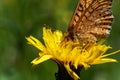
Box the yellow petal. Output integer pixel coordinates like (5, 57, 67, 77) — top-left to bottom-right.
(91, 58, 117, 65)
(26, 36, 45, 51)
(102, 50, 120, 58)
(81, 62, 90, 70)
(64, 63, 80, 80)
(31, 55, 52, 65)
(43, 27, 60, 52)
(53, 30, 63, 43)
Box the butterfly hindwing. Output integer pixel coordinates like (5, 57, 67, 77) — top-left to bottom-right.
(66, 0, 113, 43)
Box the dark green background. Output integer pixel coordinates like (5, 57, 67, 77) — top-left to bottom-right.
(0, 0, 120, 80)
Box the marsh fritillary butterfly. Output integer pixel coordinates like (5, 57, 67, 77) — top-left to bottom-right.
(64, 0, 113, 44)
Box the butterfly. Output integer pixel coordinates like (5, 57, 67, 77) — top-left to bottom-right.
(64, 0, 114, 44)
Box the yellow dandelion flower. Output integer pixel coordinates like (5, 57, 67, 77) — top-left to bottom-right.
(26, 27, 120, 80)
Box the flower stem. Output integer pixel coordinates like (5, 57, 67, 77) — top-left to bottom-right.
(55, 63, 82, 80)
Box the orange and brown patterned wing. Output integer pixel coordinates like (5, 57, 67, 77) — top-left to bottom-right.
(65, 0, 113, 43)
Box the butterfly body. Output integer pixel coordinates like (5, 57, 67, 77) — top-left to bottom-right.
(64, 0, 113, 44)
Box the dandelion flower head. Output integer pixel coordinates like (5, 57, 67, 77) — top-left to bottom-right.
(26, 27, 119, 80)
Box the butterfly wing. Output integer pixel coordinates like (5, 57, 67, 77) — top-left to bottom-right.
(65, 0, 113, 43)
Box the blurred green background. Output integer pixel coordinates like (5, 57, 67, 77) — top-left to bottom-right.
(0, 0, 120, 80)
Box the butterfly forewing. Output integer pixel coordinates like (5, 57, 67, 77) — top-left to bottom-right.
(65, 0, 113, 43)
